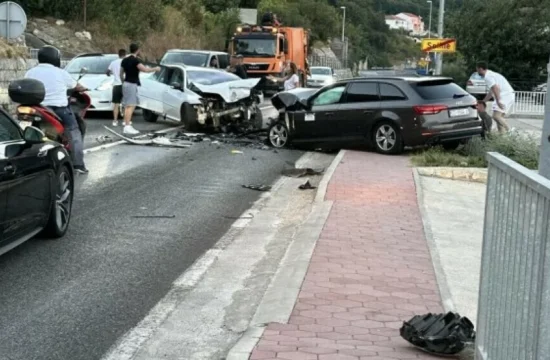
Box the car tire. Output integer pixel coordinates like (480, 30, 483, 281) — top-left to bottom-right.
(42, 165, 73, 238)
(142, 109, 158, 123)
(442, 140, 461, 150)
(372, 121, 403, 155)
(268, 122, 290, 148)
(181, 103, 199, 132)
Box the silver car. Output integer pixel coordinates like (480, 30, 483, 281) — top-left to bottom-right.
(466, 72, 487, 100)
(138, 65, 264, 131)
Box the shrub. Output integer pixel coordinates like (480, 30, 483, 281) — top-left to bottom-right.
(411, 132, 540, 170)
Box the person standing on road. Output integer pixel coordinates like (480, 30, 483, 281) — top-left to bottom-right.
(477, 62, 515, 133)
(107, 48, 126, 127)
(119, 43, 160, 135)
(227, 55, 248, 79)
(25, 45, 89, 174)
(268, 62, 300, 91)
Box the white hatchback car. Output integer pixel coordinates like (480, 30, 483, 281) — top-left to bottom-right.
(307, 66, 337, 88)
(65, 53, 120, 112)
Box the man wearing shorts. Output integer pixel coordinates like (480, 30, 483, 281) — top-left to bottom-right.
(119, 43, 160, 135)
(477, 62, 515, 133)
(107, 48, 126, 126)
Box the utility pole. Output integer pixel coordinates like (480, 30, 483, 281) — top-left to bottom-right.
(539, 56, 550, 178)
(427, 0, 432, 37)
(435, 0, 445, 75)
(83, 0, 87, 29)
(341, 6, 346, 42)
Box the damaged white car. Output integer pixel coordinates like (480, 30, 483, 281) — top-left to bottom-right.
(138, 64, 264, 131)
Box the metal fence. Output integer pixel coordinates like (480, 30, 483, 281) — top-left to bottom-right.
(308, 54, 348, 70)
(475, 152, 550, 360)
(511, 91, 546, 117)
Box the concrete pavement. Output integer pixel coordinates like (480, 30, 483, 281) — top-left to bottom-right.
(0, 116, 316, 360)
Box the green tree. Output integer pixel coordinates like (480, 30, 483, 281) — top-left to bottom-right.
(202, 0, 240, 13)
(448, 0, 550, 83)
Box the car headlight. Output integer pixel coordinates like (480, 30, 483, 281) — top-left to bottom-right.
(96, 79, 113, 91)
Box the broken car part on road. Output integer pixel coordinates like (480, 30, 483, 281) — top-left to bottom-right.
(281, 167, 324, 178)
(241, 184, 272, 192)
(400, 312, 475, 355)
(103, 126, 194, 148)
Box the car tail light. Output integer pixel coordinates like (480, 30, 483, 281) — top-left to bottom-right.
(413, 105, 448, 115)
(467, 80, 473, 86)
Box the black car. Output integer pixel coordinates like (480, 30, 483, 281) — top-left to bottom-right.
(268, 76, 483, 154)
(0, 110, 74, 256)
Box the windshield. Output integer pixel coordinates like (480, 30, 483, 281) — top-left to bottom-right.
(234, 37, 276, 57)
(470, 72, 484, 80)
(412, 80, 470, 100)
(161, 52, 209, 67)
(65, 55, 117, 74)
(187, 70, 240, 85)
(311, 68, 332, 75)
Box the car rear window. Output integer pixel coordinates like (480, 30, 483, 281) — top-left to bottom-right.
(412, 80, 469, 100)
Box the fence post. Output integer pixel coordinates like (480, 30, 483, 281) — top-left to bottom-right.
(539, 55, 550, 179)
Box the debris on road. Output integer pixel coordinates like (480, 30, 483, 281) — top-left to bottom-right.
(282, 167, 325, 178)
(242, 184, 272, 192)
(298, 180, 316, 190)
(103, 126, 193, 148)
(400, 312, 475, 355)
(231, 150, 244, 154)
(96, 135, 116, 144)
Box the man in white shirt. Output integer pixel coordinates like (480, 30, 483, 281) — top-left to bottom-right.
(477, 62, 515, 133)
(107, 49, 126, 126)
(25, 45, 89, 173)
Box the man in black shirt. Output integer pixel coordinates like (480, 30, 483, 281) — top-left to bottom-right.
(228, 55, 248, 79)
(119, 43, 160, 135)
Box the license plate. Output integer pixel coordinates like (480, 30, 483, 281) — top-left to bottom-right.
(449, 108, 470, 117)
(305, 113, 315, 121)
(19, 120, 32, 129)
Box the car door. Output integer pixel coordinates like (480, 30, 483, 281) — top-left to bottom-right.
(139, 66, 171, 115)
(338, 81, 381, 138)
(0, 112, 52, 246)
(292, 84, 346, 140)
(162, 67, 186, 121)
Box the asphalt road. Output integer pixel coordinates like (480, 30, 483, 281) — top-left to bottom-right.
(0, 107, 303, 360)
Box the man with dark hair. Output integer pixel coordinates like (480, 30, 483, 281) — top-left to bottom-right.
(476, 61, 515, 133)
(119, 43, 160, 135)
(107, 48, 126, 126)
(228, 55, 248, 79)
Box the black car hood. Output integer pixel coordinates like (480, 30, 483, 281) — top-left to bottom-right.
(271, 88, 318, 111)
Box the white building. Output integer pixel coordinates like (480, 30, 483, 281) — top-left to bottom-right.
(385, 15, 411, 32)
(395, 12, 425, 35)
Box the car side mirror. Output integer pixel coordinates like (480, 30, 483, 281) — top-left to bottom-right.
(80, 67, 88, 75)
(299, 98, 309, 109)
(171, 82, 183, 91)
(23, 126, 45, 144)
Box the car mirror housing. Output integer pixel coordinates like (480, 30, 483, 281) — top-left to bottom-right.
(299, 98, 309, 109)
(23, 126, 46, 144)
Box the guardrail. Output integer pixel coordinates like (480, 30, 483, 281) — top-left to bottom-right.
(511, 91, 546, 116)
(475, 152, 550, 360)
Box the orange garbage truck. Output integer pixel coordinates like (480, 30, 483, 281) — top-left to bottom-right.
(227, 24, 309, 93)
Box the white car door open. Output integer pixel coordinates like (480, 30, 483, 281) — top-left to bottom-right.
(162, 68, 187, 121)
(139, 68, 168, 115)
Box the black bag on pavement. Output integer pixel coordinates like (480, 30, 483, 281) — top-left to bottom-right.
(400, 312, 475, 355)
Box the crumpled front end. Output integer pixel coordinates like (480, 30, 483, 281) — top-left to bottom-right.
(271, 88, 318, 111)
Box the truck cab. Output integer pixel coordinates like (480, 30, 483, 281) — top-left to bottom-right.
(228, 24, 308, 93)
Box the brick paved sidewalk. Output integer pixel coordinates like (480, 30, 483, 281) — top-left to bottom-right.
(250, 151, 443, 360)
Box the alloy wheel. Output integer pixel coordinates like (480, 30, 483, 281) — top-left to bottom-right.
(375, 124, 397, 151)
(269, 124, 288, 148)
(55, 171, 72, 232)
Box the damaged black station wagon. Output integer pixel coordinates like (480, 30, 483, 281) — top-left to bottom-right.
(269, 76, 483, 154)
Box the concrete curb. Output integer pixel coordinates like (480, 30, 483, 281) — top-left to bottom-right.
(226, 150, 346, 360)
(416, 167, 488, 184)
(413, 169, 457, 313)
(315, 150, 346, 203)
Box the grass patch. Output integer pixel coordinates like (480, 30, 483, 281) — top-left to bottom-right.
(411, 132, 540, 169)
